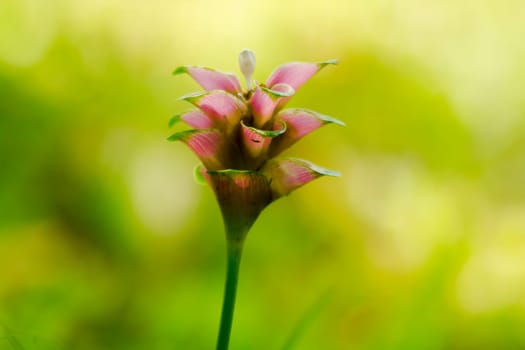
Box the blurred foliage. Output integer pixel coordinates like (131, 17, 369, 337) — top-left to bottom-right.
(1, 0, 525, 349)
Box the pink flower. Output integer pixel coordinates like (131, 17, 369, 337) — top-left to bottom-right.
(169, 50, 343, 238)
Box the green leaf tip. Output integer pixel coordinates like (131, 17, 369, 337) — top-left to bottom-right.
(173, 65, 219, 76)
(318, 113, 346, 126)
(168, 114, 181, 127)
(177, 91, 207, 102)
(166, 129, 199, 142)
(315, 167, 341, 177)
(172, 66, 188, 75)
(241, 120, 287, 138)
(288, 157, 342, 177)
(318, 59, 338, 67)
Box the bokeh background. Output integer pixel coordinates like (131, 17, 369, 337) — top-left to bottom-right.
(1, 0, 525, 349)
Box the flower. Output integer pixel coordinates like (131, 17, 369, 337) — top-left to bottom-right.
(169, 50, 344, 240)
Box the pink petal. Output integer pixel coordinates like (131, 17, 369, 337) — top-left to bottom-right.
(265, 60, 337, 91)
(250, 83, 294, 128)
(177, 110, 214, 129)
(261, 158, 340, 199)
(167, 129, 227, 171)
(270, 108, 345, 157)
(179, 91, 247, 133)
(174, 66, 241, 94)
(240, 120, 286, 166)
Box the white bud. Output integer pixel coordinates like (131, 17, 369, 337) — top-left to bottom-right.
(238, 49, 256, 90)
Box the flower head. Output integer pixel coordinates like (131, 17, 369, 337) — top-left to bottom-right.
(170, 50, 344, 239)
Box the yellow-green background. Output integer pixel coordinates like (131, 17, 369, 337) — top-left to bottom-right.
(1, 0, 525, 349)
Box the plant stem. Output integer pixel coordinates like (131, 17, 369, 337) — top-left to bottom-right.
(216, 239, 244, 350)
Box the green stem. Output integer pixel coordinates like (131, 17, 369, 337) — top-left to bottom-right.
(216, 239, 244, 350)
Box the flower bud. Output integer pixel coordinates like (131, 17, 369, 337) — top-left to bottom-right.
(238, 49, 256, 89)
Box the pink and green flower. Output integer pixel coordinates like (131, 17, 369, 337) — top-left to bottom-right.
(169, 50, 343, 350)
(170, 50, 343, 236)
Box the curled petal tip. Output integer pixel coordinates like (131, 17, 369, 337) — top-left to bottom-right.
(240, 120, 287, 138)
(240, 120, 286, 162)
(260, 84, 295, 98)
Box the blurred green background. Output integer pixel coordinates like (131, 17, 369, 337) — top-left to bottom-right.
(1, 0, 525, 349)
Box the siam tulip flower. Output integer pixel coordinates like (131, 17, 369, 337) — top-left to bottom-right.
(169, 49, 343, 350)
